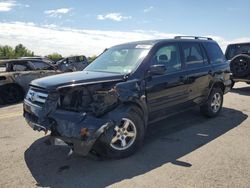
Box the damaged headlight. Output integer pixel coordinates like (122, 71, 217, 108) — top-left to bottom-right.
(58, 87, 92, 111)
(90, 89, 118, 116)
(58, 85, 119, 116)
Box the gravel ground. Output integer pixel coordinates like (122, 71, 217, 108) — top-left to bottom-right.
(0, 82, 249, 188)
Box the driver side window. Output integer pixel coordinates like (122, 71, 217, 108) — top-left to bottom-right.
(151, 44, 181, 73)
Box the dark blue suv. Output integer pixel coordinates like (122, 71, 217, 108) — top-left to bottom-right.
(23, 36, 231, 159)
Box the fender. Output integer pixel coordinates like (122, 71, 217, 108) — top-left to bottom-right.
(115, 79, 149, 126)
(206, 77, 225, 100)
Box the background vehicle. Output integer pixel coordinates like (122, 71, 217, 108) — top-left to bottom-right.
(24, 36, 231, 159)
(225, 42, 250, 88)
(20, 56, 55, 64)
(0, 59, 59, 104)
(56, 55, 88, 72)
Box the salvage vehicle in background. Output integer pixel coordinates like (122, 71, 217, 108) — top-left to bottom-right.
(23, 36, 231, 159)
(225, 42, 250, 88)
(56, 55, 88, 72)
(20, 56, 55, 64)
(0, 59, 59, 104)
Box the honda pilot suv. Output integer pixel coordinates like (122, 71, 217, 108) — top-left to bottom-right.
(23, 36, 231, 159)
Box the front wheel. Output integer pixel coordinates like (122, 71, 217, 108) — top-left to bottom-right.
(92, 106, 145, 159)
(200, 87, 223, 117)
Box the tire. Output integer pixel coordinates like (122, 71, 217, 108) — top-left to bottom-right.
(92, 106, 145, 159)
(230, 54, 250, 77)
(1, 84, 23, 104)
(200, 87, 223, 118)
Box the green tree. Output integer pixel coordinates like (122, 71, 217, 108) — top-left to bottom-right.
(0, 45, 15, 59)
(46, 53, 63, 61)
(87, 55, 97, 63)
(0, 44, 34, 59)
(14, 44, 34, 57)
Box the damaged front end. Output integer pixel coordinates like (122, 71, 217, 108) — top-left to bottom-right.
(23, 79, 146, 156)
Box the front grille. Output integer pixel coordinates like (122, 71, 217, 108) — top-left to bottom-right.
(26, 88, 48, 105)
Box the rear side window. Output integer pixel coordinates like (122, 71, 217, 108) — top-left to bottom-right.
(203, 43, 225, 64)
(182, 43, 204, 69)
(225, 43, 250, 60)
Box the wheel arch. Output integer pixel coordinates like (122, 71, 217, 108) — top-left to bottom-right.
(212, 81, 225, 92)
(206, 80, 225, 102)
(0, 83, 25, 99)
(121, 101, 148, 128)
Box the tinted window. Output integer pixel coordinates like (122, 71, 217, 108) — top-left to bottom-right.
(203, 43, 225, 64)
(6, 61, 30, 72)
(182, 43, 204, 68)
(151, 44, 181, 73)
(31, 61, 52, 70)
(225, 43, 250, 60)
(78, 56, 87, 62)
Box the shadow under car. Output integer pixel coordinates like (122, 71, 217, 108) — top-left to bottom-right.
(230, 86, 250, 96)
(24, 107, 247, 188)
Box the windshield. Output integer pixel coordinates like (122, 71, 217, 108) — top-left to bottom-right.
(85, 44, 151, 74)
(226, 43, 250, 60)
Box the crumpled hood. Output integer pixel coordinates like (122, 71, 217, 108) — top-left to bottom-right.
(30, 71, 125, 90)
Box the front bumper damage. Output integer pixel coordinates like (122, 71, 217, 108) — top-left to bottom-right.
(23, 79, 147, 156)
(23, 98, 117, 156)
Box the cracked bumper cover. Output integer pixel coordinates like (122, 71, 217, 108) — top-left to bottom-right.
(23, 99, 114, 156)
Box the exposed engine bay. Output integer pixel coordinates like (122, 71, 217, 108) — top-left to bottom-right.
(58, 84, 119, 116)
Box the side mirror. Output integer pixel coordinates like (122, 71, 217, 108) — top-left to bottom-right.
(149, 64, 166, 75)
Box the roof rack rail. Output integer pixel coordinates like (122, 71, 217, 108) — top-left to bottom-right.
(174, 36, 213, 40)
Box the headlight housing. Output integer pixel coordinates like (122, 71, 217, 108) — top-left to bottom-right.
(58, 85, 118, 116)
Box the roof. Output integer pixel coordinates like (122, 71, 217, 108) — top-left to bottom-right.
(227, 42, 250, 46)
(0, 58, 55, 67)
(0, 59, 29, 65)
(113, 37, 216, 48)
(20, 56, 43, 59)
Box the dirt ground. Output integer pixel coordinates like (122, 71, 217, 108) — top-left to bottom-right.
(0, 82, 249, 188)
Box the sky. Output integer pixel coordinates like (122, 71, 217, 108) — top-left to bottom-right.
(0, 0, 250, 56)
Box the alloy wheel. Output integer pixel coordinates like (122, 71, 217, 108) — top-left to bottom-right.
(211, 93, 222, 113)
(110, 118, 137, 151)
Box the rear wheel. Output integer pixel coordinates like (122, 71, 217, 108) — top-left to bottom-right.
(93, 106, 145, 159)
(200, 87, 223, 117)
(1, 84, 23, 104)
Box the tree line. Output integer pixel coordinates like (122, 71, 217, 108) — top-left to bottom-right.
(0, 44, 97, 62)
